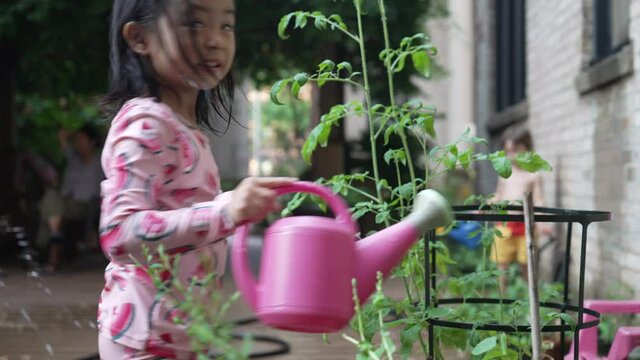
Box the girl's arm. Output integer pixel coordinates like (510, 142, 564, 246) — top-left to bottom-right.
(100, 114, 235, 264)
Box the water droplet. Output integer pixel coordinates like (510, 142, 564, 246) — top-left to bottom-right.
(43, 287, 52, 296)
(20, 308, 32, 324)
(0, 280, 5, 287)
(45, 343, 54, 356)
(74, 320, 82, 328)
(88, 321, 96, 329)
(20, 354, 31, 360)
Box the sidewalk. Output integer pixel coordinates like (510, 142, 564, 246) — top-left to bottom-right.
(0, 240, 456, 360)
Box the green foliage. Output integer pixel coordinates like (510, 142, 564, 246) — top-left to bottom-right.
(270, 0, 555, 358)
(1, 0, 111, 96)
(260, 94, 311, 177)
(15, 94, 104, 164)
(242, 0, 447, 97)
(138, 245, 252, 359)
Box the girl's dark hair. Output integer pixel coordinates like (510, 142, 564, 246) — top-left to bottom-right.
(501, 124, 533, 151)
(102, 0, 234, 135)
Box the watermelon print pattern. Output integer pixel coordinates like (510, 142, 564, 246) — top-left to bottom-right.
(176, 130, 199, 174)
(115, 153, 132, 191)
(97, 98, 233, 353)
(99, 224, 123, 256)
(135, 212, 176, 242)
(145, 175, 162, 207)
(139, 121, 163, 154)
(170, 188, 198, 205)
(110, 303, 136, 341)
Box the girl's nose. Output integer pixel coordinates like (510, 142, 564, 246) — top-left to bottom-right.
(205, 29, 223, 48)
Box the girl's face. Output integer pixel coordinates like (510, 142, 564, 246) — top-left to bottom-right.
(135, 0, 236, 92)
(504, 140, 527, 159)
(73, 131, 96, 157)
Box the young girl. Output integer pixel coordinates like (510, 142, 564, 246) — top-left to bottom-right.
(490, 126, 549, 291)
(98, 0, 295, 358)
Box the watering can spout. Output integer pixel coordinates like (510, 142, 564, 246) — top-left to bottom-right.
(354, 189, 453, 302)
(231, 182, 452, 333)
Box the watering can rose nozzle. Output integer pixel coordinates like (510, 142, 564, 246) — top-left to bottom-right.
(405, 189, 453, 234)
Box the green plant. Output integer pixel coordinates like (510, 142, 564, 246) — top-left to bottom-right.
(272, 0, 555, 359)
(138, 245, 252, 359)
(15, 94, 104, 165)
(260, 93, 311, 177)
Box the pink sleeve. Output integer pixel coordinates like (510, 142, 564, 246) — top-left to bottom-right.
(100, 113, 235, 264)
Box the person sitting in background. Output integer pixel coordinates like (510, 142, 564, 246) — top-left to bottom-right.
(46, 125, 104, 271)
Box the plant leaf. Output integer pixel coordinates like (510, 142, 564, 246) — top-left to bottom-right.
(384, 125, 396, 145)
(291, 73, 308, 99)
(301, 125, 322, 163)
(318, 72, 331, 87)
(400, 324, 421, 359)
(270, 79, 288, 105)
(313, 14, 327, 30)
(458, 150, 472, 170)
(319, 59, 336, 72)
(412, 50, 431, 77)
(291, 82, 301, 99)
(395, 52, 408, 73)
(337, 61, 353, 75)
(278, 13, 295, 39)
(294, 12, 308, 29)
(514, 152, 553, 172)
(471, 336, 498, 355)
(417, 114, 436, 138)
(489, 151, 512, 178)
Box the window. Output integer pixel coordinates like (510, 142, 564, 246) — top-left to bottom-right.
(495, 0, 526, 113)
(593, 0, 630, 63)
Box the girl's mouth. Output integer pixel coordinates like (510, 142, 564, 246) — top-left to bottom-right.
(197, 61, 222, 73)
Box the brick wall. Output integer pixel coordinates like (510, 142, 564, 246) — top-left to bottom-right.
(526, 0, 640, 297)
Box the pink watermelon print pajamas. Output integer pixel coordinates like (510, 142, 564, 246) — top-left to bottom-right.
(98, 98, 235, 359)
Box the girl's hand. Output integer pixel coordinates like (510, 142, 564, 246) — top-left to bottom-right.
(228, 177, 297, 225)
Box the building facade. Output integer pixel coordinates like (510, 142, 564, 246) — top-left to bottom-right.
(474, 0, 639, 297)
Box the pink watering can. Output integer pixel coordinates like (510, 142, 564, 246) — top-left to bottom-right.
(231, 181, 452, 333)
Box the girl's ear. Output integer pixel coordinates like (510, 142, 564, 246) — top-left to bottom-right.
(123, 22, 150, 55)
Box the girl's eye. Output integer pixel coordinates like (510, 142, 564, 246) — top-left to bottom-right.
(190, 20, 205, 28)
(222, 23, 235, 32)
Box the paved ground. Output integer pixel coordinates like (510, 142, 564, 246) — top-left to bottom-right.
(0, 239, 462, 360)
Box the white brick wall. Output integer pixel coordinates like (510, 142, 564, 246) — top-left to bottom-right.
(526, 0, 640, 298)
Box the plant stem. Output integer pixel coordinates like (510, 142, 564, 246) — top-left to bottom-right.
(346, 184, 380, 202)
(394, 161, 405, 216)
(309, 77, 364, 89)
(402, 276, 414, 304)
(493, 239, 505, 323)
(378, 311, 394, 359)
(377, 3, 428, 354)
(355, 0, 386, 216)
(307, 14, 361, 42)
(422, 140, 430, 184)
(378, 0, 417, 199)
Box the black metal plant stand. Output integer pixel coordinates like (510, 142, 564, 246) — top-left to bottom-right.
(424, 206, 612, 359)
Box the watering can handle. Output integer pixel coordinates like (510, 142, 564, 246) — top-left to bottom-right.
(231, 181, 358, 312)
(273, 181, 359, 234)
